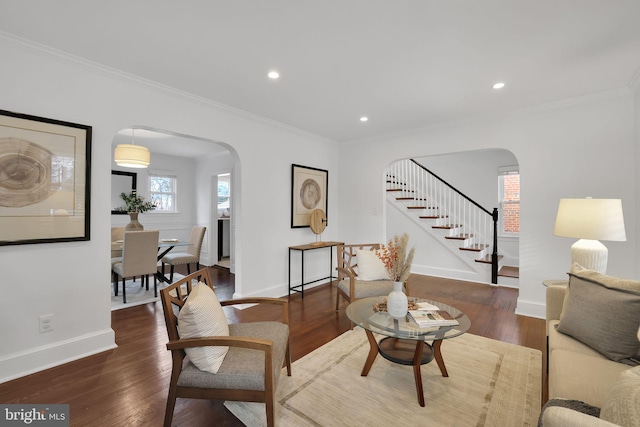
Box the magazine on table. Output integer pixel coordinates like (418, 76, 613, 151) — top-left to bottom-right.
(408, 302, 459, 327)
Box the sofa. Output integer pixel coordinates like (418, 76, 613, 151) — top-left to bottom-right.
(542, 264, 640, 426)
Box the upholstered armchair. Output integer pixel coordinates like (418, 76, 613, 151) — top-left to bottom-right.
(159, 269, 291, 427)
(335, 243, 407, 311)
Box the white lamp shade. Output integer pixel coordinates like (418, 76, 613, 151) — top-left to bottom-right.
(114, 144, 150, 168)
(553, 198, 626, 241)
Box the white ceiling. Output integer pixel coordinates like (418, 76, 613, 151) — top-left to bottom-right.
(2, 1, 640, 146)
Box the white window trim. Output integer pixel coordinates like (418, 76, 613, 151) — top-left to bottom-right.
(149, 173, 177, 213)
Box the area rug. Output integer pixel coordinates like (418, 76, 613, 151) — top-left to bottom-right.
(110, 273, 185, 311)
(225, 327, 542, 427)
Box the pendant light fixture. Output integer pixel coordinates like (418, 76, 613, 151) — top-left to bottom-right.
(114, 128, 150, 168)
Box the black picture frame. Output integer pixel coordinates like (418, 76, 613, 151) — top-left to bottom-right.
(0, 109, 92, 246)
(111, 170, 137, 215)
(291, 164, 328, 228)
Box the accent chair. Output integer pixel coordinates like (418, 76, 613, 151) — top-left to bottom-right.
(159, 268, 291, 427)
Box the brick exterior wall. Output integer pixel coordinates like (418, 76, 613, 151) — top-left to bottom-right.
(503, 174, 520, 233)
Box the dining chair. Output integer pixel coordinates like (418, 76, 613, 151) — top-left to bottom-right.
(112, 230, 160, 303)
(160, 268, 291, 427)
(161, 226, 206, 282)
(111, 226, 125, 260)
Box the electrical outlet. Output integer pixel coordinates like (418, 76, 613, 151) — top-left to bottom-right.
(39, 314, 54, 333)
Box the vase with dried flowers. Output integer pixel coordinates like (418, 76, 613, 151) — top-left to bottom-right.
(377, 233, 415, 318)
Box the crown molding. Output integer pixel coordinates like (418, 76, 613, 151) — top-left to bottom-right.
(0, 31, 337, 146)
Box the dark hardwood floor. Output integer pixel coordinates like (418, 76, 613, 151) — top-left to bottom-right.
(0, 267, 547, 426)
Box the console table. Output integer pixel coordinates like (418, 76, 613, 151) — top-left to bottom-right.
(288, 241, 343, 298)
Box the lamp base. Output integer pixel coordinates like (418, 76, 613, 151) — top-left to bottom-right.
(571, 239, 608, 274)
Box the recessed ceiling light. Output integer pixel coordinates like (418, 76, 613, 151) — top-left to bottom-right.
(360, 116, 369, 122)
(492, 82, 505, 89)
(268, 71, 280, 79)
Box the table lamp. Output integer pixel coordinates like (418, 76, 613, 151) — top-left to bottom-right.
(553, 198, 626, 273)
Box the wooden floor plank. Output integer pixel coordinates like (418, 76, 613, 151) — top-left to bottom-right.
(0, 267, 547, 426)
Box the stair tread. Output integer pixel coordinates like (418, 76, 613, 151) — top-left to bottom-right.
(419, 215, 448, 219)
(498, 265, 519, 278)
(475, 254, 504, 263)
(460, 244, 488, 252)
(445, 234, 474, 240)
(432, 224, 461, 229)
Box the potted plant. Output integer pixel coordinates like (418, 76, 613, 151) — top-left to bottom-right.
(116, 191, 157, 231)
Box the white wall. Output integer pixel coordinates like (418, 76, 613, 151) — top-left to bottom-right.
(338, 90, 638, 319)
(0, 36, 339, 382)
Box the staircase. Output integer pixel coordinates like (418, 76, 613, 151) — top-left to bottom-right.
(386, 159, 518, 285)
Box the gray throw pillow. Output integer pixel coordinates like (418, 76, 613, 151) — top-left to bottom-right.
(557, 267, 640, 364)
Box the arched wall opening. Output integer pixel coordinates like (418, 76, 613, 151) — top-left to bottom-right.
(110, 126, 242, 293)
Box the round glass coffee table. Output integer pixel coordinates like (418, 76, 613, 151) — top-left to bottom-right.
(346, 296, 471, 407)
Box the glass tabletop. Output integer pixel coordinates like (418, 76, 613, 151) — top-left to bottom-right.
(346, 296, 471, 341)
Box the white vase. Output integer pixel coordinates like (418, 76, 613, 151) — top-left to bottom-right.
(387, 281, 408, 319)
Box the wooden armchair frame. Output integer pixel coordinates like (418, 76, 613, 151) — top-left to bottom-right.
(160, 269, 291, 427)
(335, 243, 409, 311)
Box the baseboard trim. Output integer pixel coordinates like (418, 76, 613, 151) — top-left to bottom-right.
(515, 297, 545, 320)
(411, 265, 490, 285)
(0, 328, 117, 384)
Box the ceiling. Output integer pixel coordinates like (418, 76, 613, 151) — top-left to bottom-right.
(2, 1, 640, 145)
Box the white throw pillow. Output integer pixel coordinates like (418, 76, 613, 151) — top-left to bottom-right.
(177, 282, 229, 373)
(356, 249, 389, 281)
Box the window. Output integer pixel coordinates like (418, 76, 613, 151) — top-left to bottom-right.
(149, 174, 177, 212)
(498, 166, 519, 235)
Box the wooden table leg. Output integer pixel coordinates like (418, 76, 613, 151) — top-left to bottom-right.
(433, 339, 448, 377)
(412, 340, 426, 407)
(361, 330, 379, 376)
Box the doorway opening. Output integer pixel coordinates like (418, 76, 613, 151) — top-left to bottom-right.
(215, 172, 231, 270)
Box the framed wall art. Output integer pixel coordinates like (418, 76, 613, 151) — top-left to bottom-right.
(0, 109, 92, 246)
(291, 164, 328, 228)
